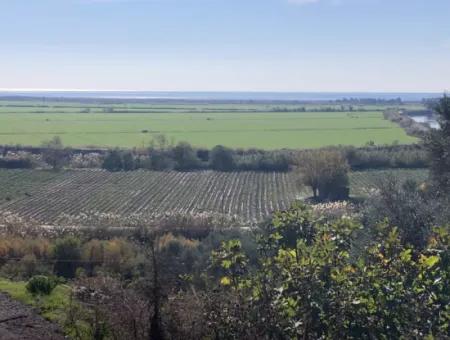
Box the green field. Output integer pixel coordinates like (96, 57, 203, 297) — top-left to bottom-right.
(0, 101, 418, 149)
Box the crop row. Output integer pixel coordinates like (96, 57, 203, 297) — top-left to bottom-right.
(0, 169, 428, 225)
(0, 170, 301, 224)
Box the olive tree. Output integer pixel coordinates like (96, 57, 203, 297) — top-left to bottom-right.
(297, 149, 350, 201)
(41, 136, 70, 171)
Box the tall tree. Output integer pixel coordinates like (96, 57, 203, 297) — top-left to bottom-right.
(297, 150, 350, 201)
(41, 136, 70, 171)
(425, 94, 450, 195)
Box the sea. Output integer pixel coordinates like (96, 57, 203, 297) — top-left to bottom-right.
(0, 91, 442, 102)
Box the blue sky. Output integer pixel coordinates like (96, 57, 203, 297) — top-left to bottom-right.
(0, 0, 449, 92)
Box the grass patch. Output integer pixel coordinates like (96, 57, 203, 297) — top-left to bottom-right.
(0, 278, 71, 321)
(0, 101, 419, 149)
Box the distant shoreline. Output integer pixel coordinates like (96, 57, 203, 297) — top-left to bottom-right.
(0, 91, 441, 103)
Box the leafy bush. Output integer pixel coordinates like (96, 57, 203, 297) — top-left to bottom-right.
(173, 142, 201, 170)
(363, 177, 438, 249)
(53, 237, 81, 278)
(69, 153, 103, 168)
(102, 149, 124, 171)
(122, 151, 135, 171)
(210, 145, 235, 171)
(148, 149, 175, 170)
(344, 145, 428, 170)
(0, 158, 33, 169)
(26, 275, 57, 295)
(234, 151, 290, 172)
(204, 203, 450, 339)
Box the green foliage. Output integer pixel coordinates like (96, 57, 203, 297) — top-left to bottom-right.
(173, 142, 201, 170)
(210, 145, 235, 171)
(298, 150, 350, 200)
(364, 177, 437, 249)
(53, 237, 82, 278)
(102, 150, 137, 171)
(0, 278, 71, 321)
(211, 239, 248, 288)
(207, 204, 450, 339)
(344, 144, 428, 170)
(26, 275, 57, 295)
(102, 149, 124, 171)
(41, 136, 71, 171)
(425, 94, 450, 194)
(122, 151, 135, 171)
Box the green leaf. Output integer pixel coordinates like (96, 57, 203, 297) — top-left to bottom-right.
(221, 259, 232, 269)
(220, 276, 231, 286)
(422, 255, 440, 269)
(400, 249, 412, 263)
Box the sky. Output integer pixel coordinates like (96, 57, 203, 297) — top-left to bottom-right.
(0, 0, 449, 92)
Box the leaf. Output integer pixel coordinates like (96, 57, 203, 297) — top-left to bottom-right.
(421, 255, 440, 269)
(221, 259, 232, 269)
(400, 249, 412, 263)
(220, 276, 231, 286)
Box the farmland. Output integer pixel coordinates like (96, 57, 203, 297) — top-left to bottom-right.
(0, 100, 418, 149)
(0, 168, 427, 225)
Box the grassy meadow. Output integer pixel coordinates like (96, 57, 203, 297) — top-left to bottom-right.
(0, 100, 418, 149)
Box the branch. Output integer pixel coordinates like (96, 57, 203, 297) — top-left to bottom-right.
(0, 315, 28, 324)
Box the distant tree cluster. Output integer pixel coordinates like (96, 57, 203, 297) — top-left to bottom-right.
(0, 136, 429, 173)
(100, 135, 290, 172)
(335, 97, 403, 105)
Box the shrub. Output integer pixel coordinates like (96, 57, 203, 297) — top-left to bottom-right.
(363, 177, 436, 249)
(196, 148, 210, 162)
(102, 149, 123, 171)
(204, 204, 450, 339)
(0, 158, 33, 169)
(122, 151, 135, 171)
(344, 145, 428, 170)
(173, 142, 201, 171)
(210, 145, 235, 171)
(148, 149, 175, 170)
(53, 237, 81, 278)
(26, 275, 57, 295)
(69, 153, 103, 168)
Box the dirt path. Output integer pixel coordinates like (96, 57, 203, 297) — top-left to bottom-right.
(0, 293, 65, 340)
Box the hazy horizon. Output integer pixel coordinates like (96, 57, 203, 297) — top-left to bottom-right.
(0, 89, 442, 102)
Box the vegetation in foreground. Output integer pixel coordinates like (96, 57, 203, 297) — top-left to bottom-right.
(0, 198, 448, 339)
(0, 278, 70, 322)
